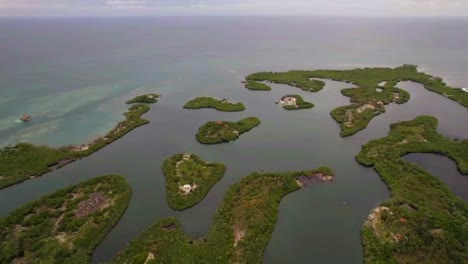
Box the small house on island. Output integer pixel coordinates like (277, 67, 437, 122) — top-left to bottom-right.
(279, 96, 297, 106)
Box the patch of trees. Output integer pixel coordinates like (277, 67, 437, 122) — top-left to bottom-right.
(183, 97, 245, 112)
(356, 116, 468, 263)
(196, 117, 261, 144)
(162, 154, 226, 210)
(244, 80, 272, 91)
(0, 175, 131, 264)
(125, 93, 160, 104)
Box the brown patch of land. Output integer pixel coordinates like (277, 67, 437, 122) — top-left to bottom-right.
(296, 172, 333, 187)
(279, 96, 298, 108)
(356, 103, 376, 114)
(13, 224, 24, 239)
(72, 144, 90, 152)
(162, 223, 177, 231)
(344, 101, 384, 128)
(55, 232, 69, 244)
(429, 229, 444, 238)
(53, 213, 65, 233)
(365, 206, 391, 238)
(47, 159, 73, 170)
(233, 226, 245, 247)
(401, 203, 418, 211)
(75, 192, 108, 218)
(393, 251, 426, 264)
(144, 252, 155, 264)
(11, 257, 28, 264)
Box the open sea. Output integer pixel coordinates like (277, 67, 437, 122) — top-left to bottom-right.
(0, 16, 467, 263)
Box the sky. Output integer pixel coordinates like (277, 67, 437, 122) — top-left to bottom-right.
(0, 0, 467, 17)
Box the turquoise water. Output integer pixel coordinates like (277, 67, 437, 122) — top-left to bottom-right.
(0, 17, 467, 263)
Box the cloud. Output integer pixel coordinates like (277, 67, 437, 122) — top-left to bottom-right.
(0, 0, 467, 16)
(106, 0, 148, 8)
(385, 0, 468, 15)
(0, 0, 66, 9)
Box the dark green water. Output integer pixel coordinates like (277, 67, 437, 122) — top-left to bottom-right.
(0, 17, 467, 263)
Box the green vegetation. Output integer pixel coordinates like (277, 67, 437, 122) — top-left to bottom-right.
(125, 93, 160, 104)
(112, 167, 334, 264)
(0, 144, 76, 189)
(247, 71, 325, 92)
(183, 97, 245, 112)
(244, 80, 271, 91)
(196, 117, 261, 144)
(0, 101, 153, 189)
(0, 175, 131, 264)
(279, 94, 314, 110)
(356, 116, 468, 263)
(246, 65, 468, 137)
(162, 154, 226, 211)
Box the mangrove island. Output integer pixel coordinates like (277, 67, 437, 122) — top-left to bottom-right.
(195, 117, 261, 144)
(162, 154, 226, 210)
(244, 80, 272, 91)
(183, 97, 246, 112)
(125, 93, 160, 104)
(278, 94, 314, 110)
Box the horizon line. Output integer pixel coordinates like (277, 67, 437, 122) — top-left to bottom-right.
(1, 14, 468, 19)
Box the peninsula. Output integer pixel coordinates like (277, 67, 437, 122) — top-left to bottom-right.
(184, 97, 246, 112)
(195, 117, 261, 144)
(245, 65, 467, 137)
(0, 175, 131, 264)
(0, 94, 157, 189)
(111, 167, 334, 264)
(356, 116, 468, 263)
(162, 154, 226, 210)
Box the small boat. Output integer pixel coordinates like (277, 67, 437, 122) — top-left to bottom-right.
(20, 114, 32, 122)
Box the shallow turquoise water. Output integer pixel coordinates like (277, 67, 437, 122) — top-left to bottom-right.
(0, 17, 467, 263)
